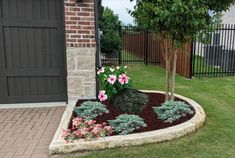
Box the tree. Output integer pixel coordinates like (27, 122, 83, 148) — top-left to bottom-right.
(131, 0, 235, 101)
(99, 7, 122, 56)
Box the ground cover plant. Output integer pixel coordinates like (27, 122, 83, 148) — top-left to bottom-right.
(153, 101, 194, 123)
(74, 101, 109, 120)
(108, 114, 147, 135)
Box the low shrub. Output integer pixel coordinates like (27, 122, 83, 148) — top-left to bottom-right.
(62, 118, 112, 142)
(74, 101, 109, 120)
(153, 101, 194, 123)
(111, 88, 149, 114)
(108, 114, 147, 135)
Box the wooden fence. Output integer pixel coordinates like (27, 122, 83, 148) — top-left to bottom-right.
(122, 31, 192, 78)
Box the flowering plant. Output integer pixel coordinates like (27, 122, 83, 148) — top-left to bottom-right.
(62, 117, 113, 143)
(97, 65, 132, 102)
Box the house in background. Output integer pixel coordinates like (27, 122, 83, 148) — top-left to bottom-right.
(222, 5, 235, 24)
(0, 0, 101, 106)
(194, 5, 235, 72)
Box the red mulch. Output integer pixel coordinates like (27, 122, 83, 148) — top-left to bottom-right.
(70, 93, 195, 135)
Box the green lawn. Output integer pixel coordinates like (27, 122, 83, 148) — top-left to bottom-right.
(79, 64, 235, 158)
(121, 50, 143, 63)
(193, 55, 222, 76)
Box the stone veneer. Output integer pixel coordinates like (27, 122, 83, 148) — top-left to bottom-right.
(67, 48, 96, 101)
(64, 0, 97, 103)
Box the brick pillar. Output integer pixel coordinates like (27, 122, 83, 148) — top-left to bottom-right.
(64, 0, 96, 104)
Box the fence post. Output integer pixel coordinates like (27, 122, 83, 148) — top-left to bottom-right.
(189, 41, 194, 78)
(144, 30, 149, 65)
(119, 50, 121, 65)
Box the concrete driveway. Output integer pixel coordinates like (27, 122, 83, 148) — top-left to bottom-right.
(0, 107, 65, 158)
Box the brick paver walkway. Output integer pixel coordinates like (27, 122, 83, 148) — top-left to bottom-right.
(0, 107, 65, 158)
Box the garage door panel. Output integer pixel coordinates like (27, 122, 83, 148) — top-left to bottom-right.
(4, 27, 59, 69)
(7, 95, 65, 103)
(0, 0, 66, 104)
(2, 0, 58, 20)
(7, 76, 61, 96)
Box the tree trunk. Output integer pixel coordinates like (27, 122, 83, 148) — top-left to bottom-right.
(171, 49, 178, 100)
(164, 39, 170, 101)
(165, 59, 169, 101)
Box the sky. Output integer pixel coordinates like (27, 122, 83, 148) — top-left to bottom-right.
(102, 0, 136, 25)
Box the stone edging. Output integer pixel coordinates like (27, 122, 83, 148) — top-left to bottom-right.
(49, 90, 206, 156)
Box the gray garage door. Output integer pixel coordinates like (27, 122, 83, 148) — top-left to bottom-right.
(0, 0, 67, 104)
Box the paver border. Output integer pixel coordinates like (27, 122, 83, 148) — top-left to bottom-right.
(49, 90, 206, 156)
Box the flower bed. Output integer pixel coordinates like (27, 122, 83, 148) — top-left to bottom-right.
(49, 91, 206, 156)
(68, 92, 195, 136)
(49, 65, 205, 156)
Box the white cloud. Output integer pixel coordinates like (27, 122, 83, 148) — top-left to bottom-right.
(102, 0, 136, 25)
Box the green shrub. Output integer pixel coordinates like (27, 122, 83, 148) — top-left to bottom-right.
(101, 30, 122, 55)
(111, 88, 149, 114)
(99, 7, 122, 55)
(74, 101, 109, 120)
(108, 114, 147, 135)
(153, 101, 194, 123)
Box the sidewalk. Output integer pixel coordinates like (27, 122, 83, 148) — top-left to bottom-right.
(0, 107, 65, 158)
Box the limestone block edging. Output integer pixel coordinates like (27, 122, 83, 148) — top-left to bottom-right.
(49, 90, 206, 156)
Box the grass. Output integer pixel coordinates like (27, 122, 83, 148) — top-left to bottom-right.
(75, 64, 235, 158)
(121, 50, 143, 63)
(193, 55, 222, 75)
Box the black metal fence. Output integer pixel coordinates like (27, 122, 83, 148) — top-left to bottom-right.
(121, 28, 162, 65)
(99, 27, 121, 66)
(100, 27, 192, 78)
(100, 27, 161, 66)
(100, 25, 235, 78)
(192, 24, 235, 77)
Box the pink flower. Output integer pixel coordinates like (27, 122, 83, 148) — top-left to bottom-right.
(98, 90, 107, 102)
(97, 67, 105, 74)
(107, 75, 117, 84)
(65, 140, 69, 144)
(92, 128, 99, 134)
(95, 124, 102, 128)
(83, 127, 90, 131)
(62, 129, 71, 138)
(85, 120, 93, 125)
(81, 130, 87, 136)
(104, 126, 113, 134)
(75, 130, 81, 136)
(72, 117, 83, 127)
(118, 74, 129, 85)
(104, 126, 112, 131)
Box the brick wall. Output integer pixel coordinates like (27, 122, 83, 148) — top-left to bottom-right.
(64, 0, 96, 48)
(64, 0, 97, 104)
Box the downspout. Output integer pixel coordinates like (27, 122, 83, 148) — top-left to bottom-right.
(94, 0, 100, 99)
